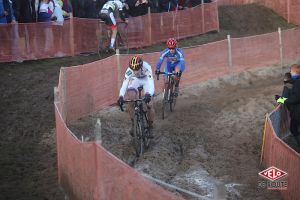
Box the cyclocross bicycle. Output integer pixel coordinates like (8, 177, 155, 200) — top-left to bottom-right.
(97, 21, 128, 56)
(156, 71, 179, 119)
(120, 86, 151, 157)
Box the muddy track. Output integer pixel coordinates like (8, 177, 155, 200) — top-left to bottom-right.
(70, 66, 289, 200)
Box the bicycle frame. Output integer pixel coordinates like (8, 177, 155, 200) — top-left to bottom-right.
(156, 71, 178, 119)
(120, 87, 150, 157)
(97, 21, 128, 55)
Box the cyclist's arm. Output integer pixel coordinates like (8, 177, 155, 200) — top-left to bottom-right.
(177, 48, 185, 72)
(144, 62, 155, 96)
(179, 59, 185, 72)
(147, 74, 155, 96)
(119, 68, 132, 97)
(156, 49, 168, 70)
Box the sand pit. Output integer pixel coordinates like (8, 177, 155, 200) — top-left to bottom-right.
(69, 65, 295, 199)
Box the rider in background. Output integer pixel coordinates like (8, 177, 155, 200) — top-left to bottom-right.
(118, 56, 155, 136)
(99, 0, 128, 52)
(155, 38, 185, 96)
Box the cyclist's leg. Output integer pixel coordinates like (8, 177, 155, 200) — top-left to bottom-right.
(108, 12, 117, 50)
(164, 64, 172, 89)
(99, 12, 113, 51)
(174, 65, 181, 87)
(174, 65, 182, 96)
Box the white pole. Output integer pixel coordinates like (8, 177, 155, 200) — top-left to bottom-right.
(95, 118, 102, 144)
(287, 0, 290, 23)
(81, 135, 84, 142)
(148, 7, 152, 45)
(216, 0, 220, 32)
(116, 49, 122, 89)
(202, 0, 205, 33)
(278, 27, 283, 70)
(227, 34, 233, 74)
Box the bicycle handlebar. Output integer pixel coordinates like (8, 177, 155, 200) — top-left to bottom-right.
(119, 98, 145, 112)
(156, 71, 178, 80)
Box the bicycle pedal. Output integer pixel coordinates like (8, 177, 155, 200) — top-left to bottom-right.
(145, 128, 154, 139)
(148, 134, 154, 139)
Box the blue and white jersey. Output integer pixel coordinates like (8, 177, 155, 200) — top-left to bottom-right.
(156, 48, 185, 72)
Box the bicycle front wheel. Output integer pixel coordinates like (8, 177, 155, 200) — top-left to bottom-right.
(133, 116, 143, 157)
(169, 82, 174, 112)
(162, 88, 168, 119)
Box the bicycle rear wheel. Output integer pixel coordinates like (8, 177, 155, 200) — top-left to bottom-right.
(98, 24, 111, 57)
(98, 36, 110, 56)
(133, 116, 143, 157)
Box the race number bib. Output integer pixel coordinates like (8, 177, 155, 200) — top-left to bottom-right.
(103, 2, 115, 10)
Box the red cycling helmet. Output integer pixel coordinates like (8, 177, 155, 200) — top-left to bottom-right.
(166, 38, 177, 49)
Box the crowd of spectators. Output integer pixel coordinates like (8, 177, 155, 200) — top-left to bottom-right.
(0, 0, 213, 24)
(0, 0, 72, 24)
(70, 0, 212, 19)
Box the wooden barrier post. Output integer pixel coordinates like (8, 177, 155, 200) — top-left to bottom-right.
(287, 0, 291, 23)
(278, 27, 283, 71)
(260, 115, 268, 167)
(202, 0, 205, 33)
(116, 49, 122, 90)
(148, 7, 152, 45)
(227, 34, 233, 75)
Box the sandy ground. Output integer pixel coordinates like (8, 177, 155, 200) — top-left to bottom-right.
(69, 65, 299, 200)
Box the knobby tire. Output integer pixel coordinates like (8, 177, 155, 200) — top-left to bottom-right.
(169, 81, 174, 112)
(133, 116, 143, 157)
(142, 111, 150, 149)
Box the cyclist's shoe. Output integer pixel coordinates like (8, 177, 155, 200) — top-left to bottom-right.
(108, 46, 115, 53)
(147, 122, 154, 139)
(174, 87, 179, 97)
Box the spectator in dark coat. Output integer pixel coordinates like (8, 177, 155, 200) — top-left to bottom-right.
(159, 0, 178, 12)
(148, 0, 159, 12)
(277, 64, 300, 146)
(1, 0, 16, 23)
(281, 72, 293, 98)
(71, 0, 105, 18)
(13, 0, 37, 23)
(126, 0, 149, 17)
(185, 0, 211, 7)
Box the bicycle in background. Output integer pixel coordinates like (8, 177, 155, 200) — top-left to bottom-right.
(97, 21, 128, 56)
(156, 71, 179, 119)
(119, 86, 151, 157)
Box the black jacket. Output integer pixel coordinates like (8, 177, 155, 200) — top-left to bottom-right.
(13, 0, 37, 23)
(285, 78, 300, 120)
(126, 0, 149, 16)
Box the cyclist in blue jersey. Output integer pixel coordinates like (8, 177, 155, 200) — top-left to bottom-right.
(155, 38, 185, 96)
